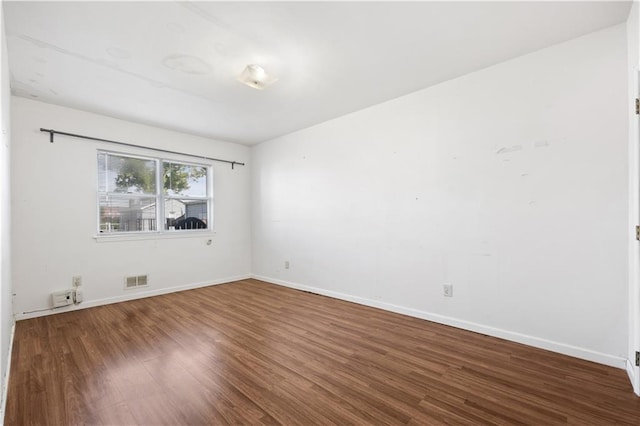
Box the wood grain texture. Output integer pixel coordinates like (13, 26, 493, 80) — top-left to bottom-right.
(4, 279, 640, 425)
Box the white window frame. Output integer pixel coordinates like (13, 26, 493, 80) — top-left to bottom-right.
(96, 150, 214, 238)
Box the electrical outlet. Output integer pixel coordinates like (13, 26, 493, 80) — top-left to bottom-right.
(443, 283, 453, 297)
(72, 276, 82, 287)
(74, 289, 83, 304)
(284, 261, 290, 270)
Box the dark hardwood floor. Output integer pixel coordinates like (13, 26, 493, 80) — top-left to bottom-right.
(5, 279, 640, 425)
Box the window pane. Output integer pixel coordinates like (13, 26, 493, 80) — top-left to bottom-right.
(99, 196, 157, 233)
(97, 152, 107, 192)
(164, 199, 208, 231)
(100, 154, 156, 195)
(163, 162, 207, 197)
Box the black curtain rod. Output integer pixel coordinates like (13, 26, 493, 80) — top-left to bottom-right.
(40, 128, 246, 169)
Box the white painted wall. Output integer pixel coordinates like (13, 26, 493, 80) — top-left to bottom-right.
(0, 2, 13, 418)
(252, 24, 629, 367)
(11, 98, 251, 318)
(627, 1, 640, 395)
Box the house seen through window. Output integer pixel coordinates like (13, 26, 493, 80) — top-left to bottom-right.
(98, 151, 211, 234)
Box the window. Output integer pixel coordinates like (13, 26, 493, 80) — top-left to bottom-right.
(98, 151, 212, 234)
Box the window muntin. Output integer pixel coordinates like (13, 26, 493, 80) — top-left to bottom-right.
(98, 151, 212, 235)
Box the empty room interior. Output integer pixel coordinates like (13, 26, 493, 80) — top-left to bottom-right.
(2, 0, 640, 424)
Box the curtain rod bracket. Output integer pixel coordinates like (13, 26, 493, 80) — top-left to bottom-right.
(41, 128, 54, 143)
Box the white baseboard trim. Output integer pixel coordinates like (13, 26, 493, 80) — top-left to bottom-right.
(15, 274, 252, 321)
(253, 275, 626, 370)
(626, 358, 639, 396)
(1, 321, 16, 424)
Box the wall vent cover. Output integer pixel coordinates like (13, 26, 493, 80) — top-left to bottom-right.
(124, 275, 149, 290)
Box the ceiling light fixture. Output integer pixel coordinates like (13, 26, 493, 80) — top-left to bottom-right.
(237, 64, 277, 90)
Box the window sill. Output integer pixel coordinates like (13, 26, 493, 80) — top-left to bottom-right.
(94, 230, 215, 243)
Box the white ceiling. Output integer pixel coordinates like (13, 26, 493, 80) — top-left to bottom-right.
(4, 1, 632, 145)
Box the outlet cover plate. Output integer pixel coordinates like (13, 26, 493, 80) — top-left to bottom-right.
(443, 283, 453, 297)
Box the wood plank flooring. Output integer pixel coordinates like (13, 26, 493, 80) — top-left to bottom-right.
(5, 279, 640, 425)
